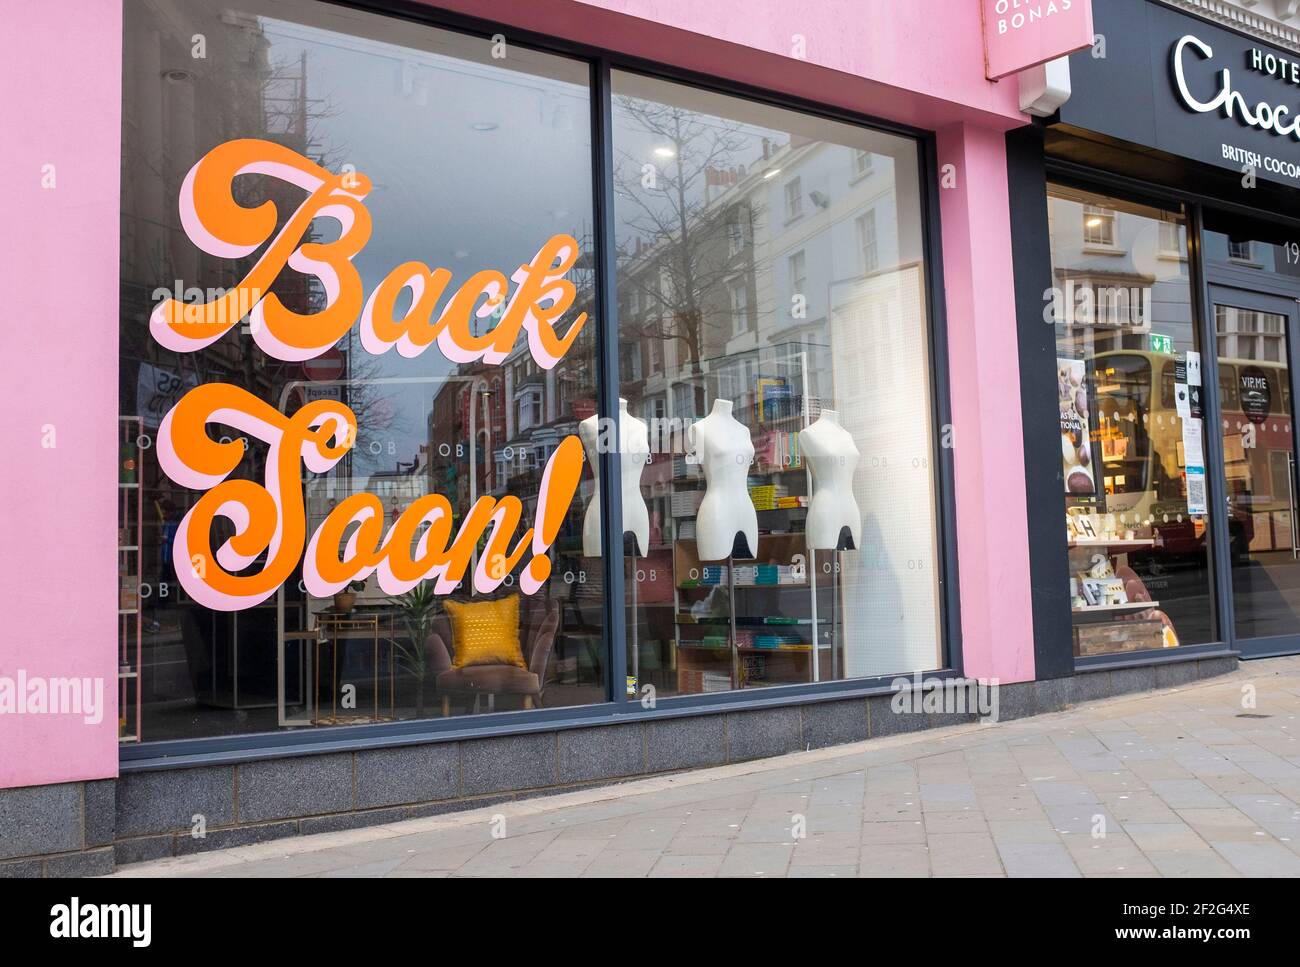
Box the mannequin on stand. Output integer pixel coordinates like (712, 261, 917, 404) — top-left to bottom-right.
(689, 397, 757, 690)
(578, 398, 650, 557)
(798, 408, 861, 681)
(689, 398, 757, 562)
(799, 409, 861, 551)
(579, 398, 650, 691)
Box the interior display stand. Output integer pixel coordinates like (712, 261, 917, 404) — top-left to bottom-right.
(672, 533, 831, 691)
(118, 416, 143, 743)
(312, 611, 396, 726)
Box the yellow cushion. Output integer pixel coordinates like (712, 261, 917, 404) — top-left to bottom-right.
(444, 595, 527, 669)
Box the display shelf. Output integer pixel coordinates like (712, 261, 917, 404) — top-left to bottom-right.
(678, 580, 809, 590)
(1071, 601, 1159, 623)
(118, 415, 143, 745)
(660, 375, 846, 691)
(678, 643, 830, 653)
(675, 614, 828, 625)
(1068, 538, 1155, 551)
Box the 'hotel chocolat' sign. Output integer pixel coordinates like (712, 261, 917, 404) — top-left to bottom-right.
(1059, 0, 1300, 188)
(1173, 34, 1300, 183)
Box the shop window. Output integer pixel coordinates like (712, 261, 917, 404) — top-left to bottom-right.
(119, 0, 604, 742)
(1047, 185, 1215, 658)
(611, 70, 943, 694)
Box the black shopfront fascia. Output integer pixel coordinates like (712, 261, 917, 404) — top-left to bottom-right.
(1009, 0, 1300, 675)
(120, 0, 963, 769)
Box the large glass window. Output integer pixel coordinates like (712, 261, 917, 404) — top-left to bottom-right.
(1046, 185, 1216, 657)
(610, 72, 944, 695)
(118, 1, 951, 746)
(120, 0, 602, 741)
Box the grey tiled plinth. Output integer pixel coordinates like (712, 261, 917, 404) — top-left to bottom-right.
(111, 654, 1295, 879)
(1, 648, 1242, 875)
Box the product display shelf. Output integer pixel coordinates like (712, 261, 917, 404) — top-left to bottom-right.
(663, 373, 842, 691)
(1071, 600, 1161, 623)
(1067, 538, 1155, 551)
(1066, 506, 1172, 654)
(671, 533, 834, 692)
(118, 416, 143, 743)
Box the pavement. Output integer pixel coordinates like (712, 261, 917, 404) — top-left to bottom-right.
(110, 656, 1300, 878)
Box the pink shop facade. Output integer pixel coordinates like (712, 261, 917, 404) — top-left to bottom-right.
(1, 0, 1247, 873)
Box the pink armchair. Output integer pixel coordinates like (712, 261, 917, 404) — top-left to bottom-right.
(425, 598, 560, 715)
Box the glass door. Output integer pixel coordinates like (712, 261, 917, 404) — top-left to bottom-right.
(1211, 286, 1300, 653)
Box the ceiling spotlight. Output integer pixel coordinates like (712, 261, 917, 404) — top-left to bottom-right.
(653, 146, 676, 158)
(763, 167, 782, 179)
(470, 121, 499, 132)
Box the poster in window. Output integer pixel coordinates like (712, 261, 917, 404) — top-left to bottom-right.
(1241, 366, 1271, 425)
(1059, 358, 1096, 495)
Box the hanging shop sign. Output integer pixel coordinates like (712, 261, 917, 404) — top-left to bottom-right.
(981, 0, 1094, 80)
(149, 138, 589, 611)
(1058, 0, 1300, 188)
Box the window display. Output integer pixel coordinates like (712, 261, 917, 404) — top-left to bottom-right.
(611, 73, 945, 695)
(1047, 185, 1217, 656)
(117, 0, 951, 747)
(120, 0, 603, 740)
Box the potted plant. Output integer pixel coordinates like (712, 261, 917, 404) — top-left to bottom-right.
(333, 580, 366, 613)
(388, 581, 438, 718)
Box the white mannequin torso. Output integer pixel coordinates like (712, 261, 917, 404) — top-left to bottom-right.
(689, 398, 757, 561)
(799, 409, 861, 550)
(578, 398, 650, 556)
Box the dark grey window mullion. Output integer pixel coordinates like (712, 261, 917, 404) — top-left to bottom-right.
(1189, 203, 1234, 646)
(590, 56, 628, 704)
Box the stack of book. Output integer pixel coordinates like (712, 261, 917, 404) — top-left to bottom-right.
(748, 483, 789, 511)
(752, 633, 806, 649)
(671, 489, 704, 518)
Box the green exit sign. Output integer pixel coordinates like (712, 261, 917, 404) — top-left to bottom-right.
(1150, 333, 1173, 354)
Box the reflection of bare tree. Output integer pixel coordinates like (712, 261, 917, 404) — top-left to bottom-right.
(346, 349, 410, 466)
(613, 98, 756, 371)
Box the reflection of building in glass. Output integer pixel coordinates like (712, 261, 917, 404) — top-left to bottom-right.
(1047, 192, 1190, 355)
(617, 127, 908, 440)
(120, 2, 334, 724)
